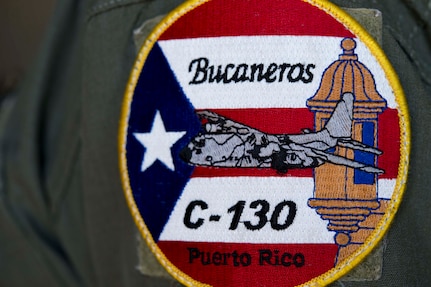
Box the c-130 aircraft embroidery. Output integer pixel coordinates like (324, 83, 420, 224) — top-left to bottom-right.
(180, 93, 384, 174)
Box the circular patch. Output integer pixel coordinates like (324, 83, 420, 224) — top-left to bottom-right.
(119, 1, 410, 286)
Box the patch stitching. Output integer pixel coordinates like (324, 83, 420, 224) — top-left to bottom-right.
(118, 0, 410, 286)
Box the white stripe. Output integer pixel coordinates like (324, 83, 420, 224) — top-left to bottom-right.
(160, 177, 335, 243)
(159, 36, 397, 109)
(377, 178, 396, 199)
(160, 177, 397, 243)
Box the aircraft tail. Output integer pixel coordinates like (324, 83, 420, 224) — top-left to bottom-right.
(324, 93, 354, 138)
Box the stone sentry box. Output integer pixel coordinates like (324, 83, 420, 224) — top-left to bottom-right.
(307, 38, 388, 264)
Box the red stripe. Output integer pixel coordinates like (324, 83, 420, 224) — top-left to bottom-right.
(158, 241, 338, 287)
(378, 108, 400, 179)
(191, 108, 399, 179)
(203, 108, 315, 134)
(160, 0, 355, 40)
(192, 167, 312, 178)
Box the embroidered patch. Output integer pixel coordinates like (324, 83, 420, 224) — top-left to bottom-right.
(119, 1, 410, 286)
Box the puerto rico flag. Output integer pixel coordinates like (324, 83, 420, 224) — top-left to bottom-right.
(123, 1, 401, 286)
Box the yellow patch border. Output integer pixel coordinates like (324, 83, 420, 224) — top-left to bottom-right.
(118, 0, 410, 286)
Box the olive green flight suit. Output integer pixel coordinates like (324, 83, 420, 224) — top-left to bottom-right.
(0, 0, 430, 286)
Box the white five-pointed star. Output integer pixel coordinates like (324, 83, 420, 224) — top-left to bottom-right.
(134, 111, 186, 172)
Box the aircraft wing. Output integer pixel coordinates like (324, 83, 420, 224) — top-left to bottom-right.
(197, 110, 264, 135)
(310, 149, 384, 174)
(337, 139, 383, 155)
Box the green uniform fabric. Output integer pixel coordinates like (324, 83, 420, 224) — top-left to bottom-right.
(0, 0, 430, 286)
